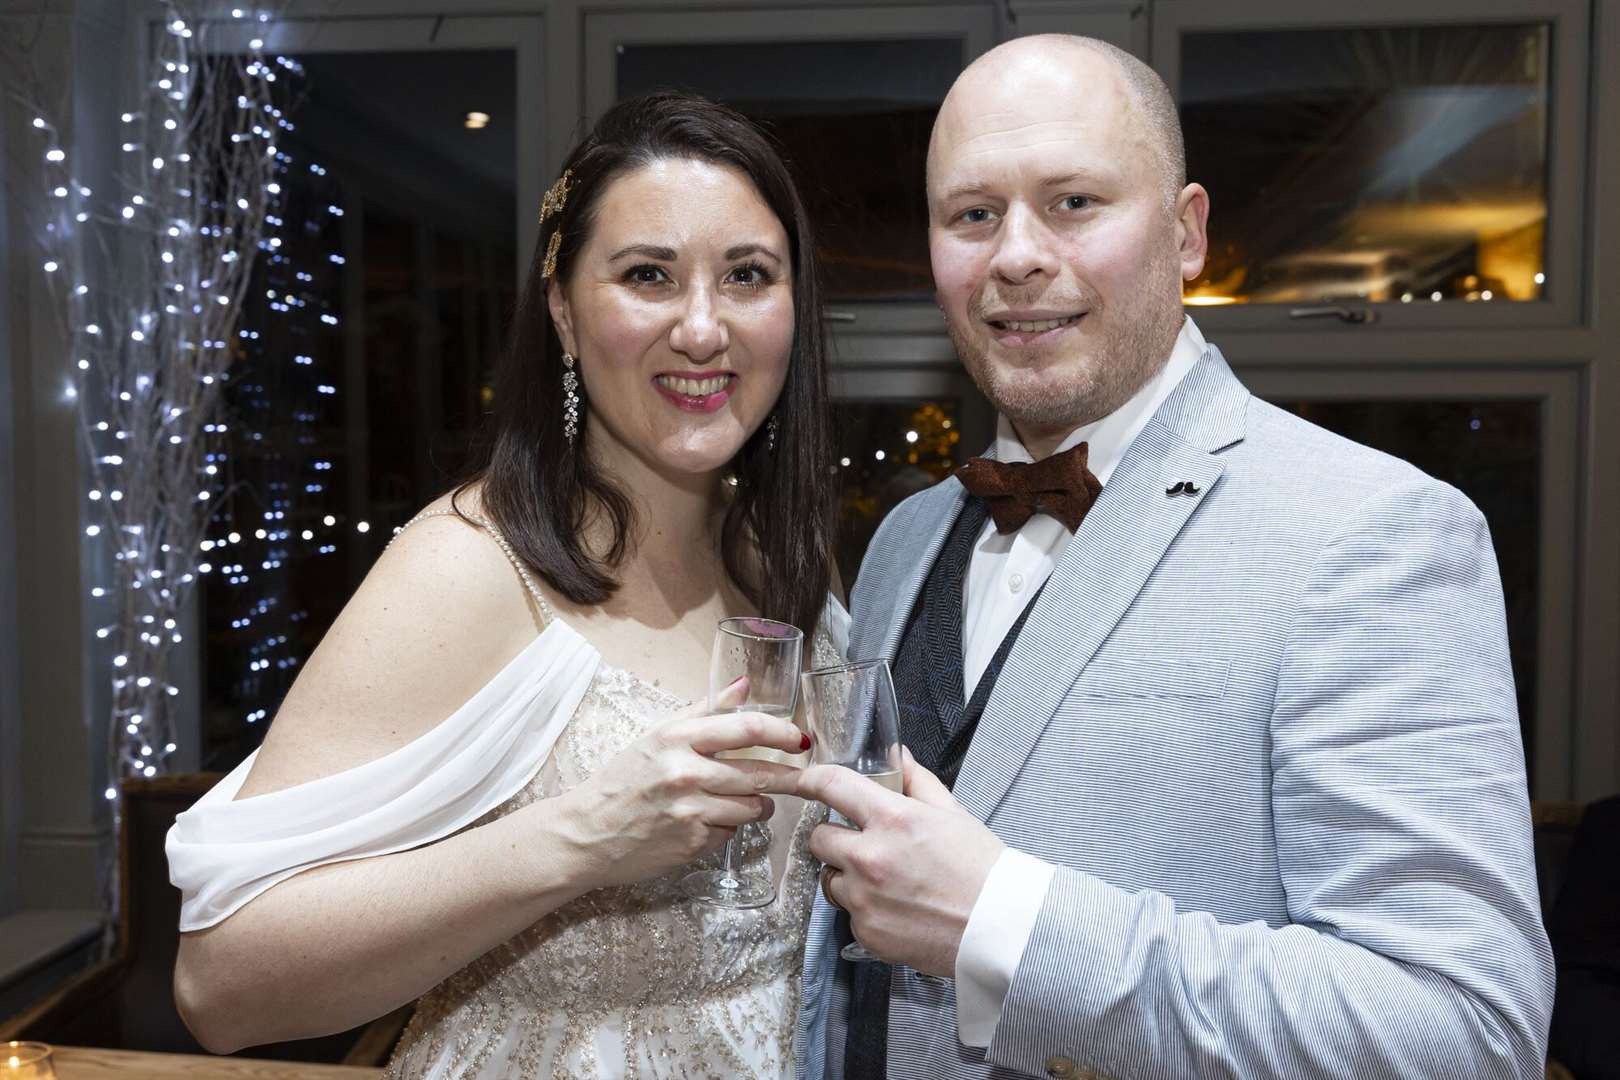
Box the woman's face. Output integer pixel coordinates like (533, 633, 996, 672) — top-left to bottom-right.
(548, 158, 795, 480)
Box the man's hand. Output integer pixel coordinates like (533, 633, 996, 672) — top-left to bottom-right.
(800, 748, 1005, 976)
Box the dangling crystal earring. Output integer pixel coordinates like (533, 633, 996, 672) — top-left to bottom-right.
(766, 414, 778, 452)
(562, 353, 580, 445)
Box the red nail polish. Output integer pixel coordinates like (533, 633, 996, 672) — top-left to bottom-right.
(800, 733, 812, 752)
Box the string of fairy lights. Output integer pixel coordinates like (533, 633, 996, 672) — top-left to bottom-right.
(25, 4, 344, 795)
(203, 75, 352, 760)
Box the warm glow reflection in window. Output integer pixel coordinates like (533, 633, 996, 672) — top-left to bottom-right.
(1181, 25, 1550, 306)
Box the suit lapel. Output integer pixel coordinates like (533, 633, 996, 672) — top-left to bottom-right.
(850, 478, 968, 663)
(952, 348, 1251, 821)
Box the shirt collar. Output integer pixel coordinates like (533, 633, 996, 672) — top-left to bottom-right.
(992, 315, 1207, 485)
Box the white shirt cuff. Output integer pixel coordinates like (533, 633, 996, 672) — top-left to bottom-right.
(953, 847, 1057, 1047)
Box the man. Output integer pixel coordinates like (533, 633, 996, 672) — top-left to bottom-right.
(795, 34, 1554, 1080)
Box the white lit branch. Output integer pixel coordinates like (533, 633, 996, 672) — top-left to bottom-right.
(4, 5, 282, 792)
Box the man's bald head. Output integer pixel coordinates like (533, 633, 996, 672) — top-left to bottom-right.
(924, 32, 1209, 456)
(929, 34, 1186, 213)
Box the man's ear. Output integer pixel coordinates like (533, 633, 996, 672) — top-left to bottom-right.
(547, 278, 577, 355)
(1174, 182, 1211, 283)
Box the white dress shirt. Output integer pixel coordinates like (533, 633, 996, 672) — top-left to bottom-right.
(952, 315, 1208, 1047)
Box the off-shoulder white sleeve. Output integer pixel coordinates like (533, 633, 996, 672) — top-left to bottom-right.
(167, 620, 600, 931)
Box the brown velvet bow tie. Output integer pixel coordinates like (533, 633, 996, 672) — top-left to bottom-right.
(954, 441, 1103, 534)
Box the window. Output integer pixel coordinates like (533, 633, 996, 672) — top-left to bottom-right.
(618, 39, 960, 299)
(590, 6, 994, 300)
(1182, 25, 1550, 308)
(201, 44, 520, 770)
(1156, 0, 1590, 329)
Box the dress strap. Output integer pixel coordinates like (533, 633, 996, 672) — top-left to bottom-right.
(390, 508, 556, 625)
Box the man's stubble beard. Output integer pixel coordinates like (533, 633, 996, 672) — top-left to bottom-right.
(947, 247, 1186, 437)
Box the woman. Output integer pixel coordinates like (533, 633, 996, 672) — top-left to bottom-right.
(168, 92, 842, 1077)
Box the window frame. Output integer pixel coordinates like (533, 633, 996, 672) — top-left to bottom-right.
(0, 96, 21, 921)
(1153, 0, 1591, 331)
(1009, 1, 1144, 53)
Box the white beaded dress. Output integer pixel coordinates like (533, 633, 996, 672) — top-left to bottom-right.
(167, 512, 846, 1079)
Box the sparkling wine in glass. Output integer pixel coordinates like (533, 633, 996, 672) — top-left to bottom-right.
(681, 616, 804, 909)
(800, 657, 903, 961)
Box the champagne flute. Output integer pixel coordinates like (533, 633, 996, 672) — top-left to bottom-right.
(681, 616, 804, 909)
(800, 658, 903, 961)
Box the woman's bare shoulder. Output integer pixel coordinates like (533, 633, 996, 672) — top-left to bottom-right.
(234, 491, 547, 799)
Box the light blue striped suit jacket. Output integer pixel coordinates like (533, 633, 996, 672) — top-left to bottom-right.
(796, 347, 1554, 1080)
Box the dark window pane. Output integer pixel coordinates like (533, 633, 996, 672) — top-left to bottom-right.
(1270, 400, 1539, 762)
(1181, 26, 1549, 308)
(617, 40, 962, 299)
(203, 51, 516, 771)
(833, 400, 963, 586)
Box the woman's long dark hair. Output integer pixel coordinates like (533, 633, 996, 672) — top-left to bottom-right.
(456, 92, 835, 637)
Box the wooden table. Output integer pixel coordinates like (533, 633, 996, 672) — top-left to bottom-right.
(46, 1046, 382, 1079)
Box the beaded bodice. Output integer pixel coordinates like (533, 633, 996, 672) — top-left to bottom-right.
(384, 650, 833, 1079)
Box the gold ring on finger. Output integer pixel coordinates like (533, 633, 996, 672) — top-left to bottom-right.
(819, 865, 844, 911)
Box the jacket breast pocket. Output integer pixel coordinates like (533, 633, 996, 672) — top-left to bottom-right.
(1075, 655, 1231, 701)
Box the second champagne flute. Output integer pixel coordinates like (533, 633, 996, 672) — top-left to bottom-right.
(800, 657, 903, 961)
(681, 616, 804, 909)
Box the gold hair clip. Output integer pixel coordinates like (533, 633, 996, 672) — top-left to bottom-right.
(538, 170, 571, 278)
(538, 169, 572, 225)
(542, 229, 562, 279)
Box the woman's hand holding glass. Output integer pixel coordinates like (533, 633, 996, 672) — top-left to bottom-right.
(548, 677, 808, 891)
(683, 617, 806, 907)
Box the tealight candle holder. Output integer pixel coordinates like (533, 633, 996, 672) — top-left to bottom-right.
(2, 1042, 55, 1079)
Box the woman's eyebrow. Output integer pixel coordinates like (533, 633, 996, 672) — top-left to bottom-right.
(724, 243, 781, 264)
(607, 243, 678, 261)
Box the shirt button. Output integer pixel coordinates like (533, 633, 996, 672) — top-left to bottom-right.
(1044, 1057, 1077, 1079)
(1009, 572, 1025, 593)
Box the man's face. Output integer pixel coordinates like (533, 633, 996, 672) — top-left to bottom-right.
(928, 51, 1198, 450)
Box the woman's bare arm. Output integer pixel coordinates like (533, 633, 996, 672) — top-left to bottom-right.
(174, 510, 578, 1050)
(175, 783, 596, 1052)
